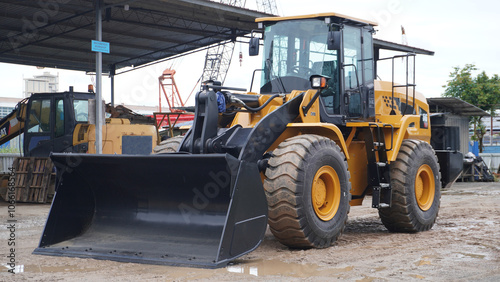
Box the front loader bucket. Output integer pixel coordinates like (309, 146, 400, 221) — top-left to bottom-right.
(33, 153, 268, 268)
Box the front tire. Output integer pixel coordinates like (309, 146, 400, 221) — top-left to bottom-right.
(379, 139, 441, 232)
(264, 135, 351, 248)
(153, 135, 183, 154)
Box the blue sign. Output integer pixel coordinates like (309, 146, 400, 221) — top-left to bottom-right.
(91, 40, 110, 53)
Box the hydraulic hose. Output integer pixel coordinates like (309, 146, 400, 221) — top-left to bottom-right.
(230, 94, 281, 112)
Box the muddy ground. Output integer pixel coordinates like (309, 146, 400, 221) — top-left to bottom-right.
(0, 182, 499, 281)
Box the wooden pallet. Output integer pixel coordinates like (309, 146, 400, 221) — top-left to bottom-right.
(11, 157, 55, 203)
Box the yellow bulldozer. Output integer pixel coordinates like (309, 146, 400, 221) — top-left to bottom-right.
(0, 88, 157, 202)
(34, 13, 462, 267)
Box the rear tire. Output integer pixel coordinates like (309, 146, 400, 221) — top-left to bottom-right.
(379, 139, 441, 232)
(264, 134, 351, 248)
(153, 136, 183, 154)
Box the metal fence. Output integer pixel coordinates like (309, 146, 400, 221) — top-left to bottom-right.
(0, 153, 19, 173)
(479, 153, 500, 174)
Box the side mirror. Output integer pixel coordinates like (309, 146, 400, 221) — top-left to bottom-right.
(327, 31, 341, 50)
(249, 37, 259, 56)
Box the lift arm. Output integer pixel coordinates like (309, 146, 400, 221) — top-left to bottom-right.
(0, 99, 28, 146)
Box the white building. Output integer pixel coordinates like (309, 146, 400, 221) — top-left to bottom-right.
(0, 97, 22, 119)
(23, 71, 59, 98)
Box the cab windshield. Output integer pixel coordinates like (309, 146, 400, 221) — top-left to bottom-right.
(260, 19, 340, 114)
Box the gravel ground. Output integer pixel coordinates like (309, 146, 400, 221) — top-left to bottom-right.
(1, 181, 499, 281)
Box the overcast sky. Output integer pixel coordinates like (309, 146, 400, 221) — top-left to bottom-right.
(1, 0, 499, 107)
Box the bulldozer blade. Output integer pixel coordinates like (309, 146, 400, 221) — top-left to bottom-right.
(33, 153, 268, 268)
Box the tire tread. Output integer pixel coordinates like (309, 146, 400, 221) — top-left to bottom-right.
(264, 134, 350, 248)
(379, 140, 441, 232)
(153, 136, 183, 154)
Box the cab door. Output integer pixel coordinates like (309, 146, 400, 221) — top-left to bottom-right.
(24, 96, 53, 157)
(49, 95, 75, 154)
(342, 25, 375, 119)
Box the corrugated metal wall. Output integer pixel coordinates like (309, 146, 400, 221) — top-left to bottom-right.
(442, 114, 470, 155)
(0, 153, 18, 173)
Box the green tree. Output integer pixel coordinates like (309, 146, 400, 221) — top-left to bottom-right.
(443, 64, 500, 152)
(0, 147, 20, 153)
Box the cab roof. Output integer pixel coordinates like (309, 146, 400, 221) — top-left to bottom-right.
(256, 13, 378, 26)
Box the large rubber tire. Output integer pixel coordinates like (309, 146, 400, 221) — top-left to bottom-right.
(379, 139, 441, 232)
(264, 134, 351, 248)
(153, 136, 183, 154)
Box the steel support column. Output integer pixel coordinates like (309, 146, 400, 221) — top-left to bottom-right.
(95, 0, 103, 154)
(110, 64, 115, 107)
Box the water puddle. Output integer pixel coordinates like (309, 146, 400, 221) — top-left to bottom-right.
(416, 255, 433, 266)
(356, 276, 378, 282)
(226, 259, 353, 277)
(2, 263, 24, 274)
(2, 263, 99, 273)
(4, 259, 353, 279)
(458, 252, 486, 259)
(416, 260, 431, 266)
(373, 266, 386, 272)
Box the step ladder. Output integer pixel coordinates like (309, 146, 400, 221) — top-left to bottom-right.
(364, 124, 394, 209)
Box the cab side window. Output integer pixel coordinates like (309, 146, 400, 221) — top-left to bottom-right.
(73, 100, 89, 122)
(28, 99, 51, 133)
(343, 26, 362, 89)
(362, 28, 374, 83)
(55, 99, 65, 137)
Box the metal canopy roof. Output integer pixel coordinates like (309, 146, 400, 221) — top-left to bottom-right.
(427, 97, 490, 117)
(0, 0, 271, 74)
(374, 38, 435, 56)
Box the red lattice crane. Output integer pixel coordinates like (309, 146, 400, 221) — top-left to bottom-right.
(158, 68, 184, 113)
(155, 69, 194, 138)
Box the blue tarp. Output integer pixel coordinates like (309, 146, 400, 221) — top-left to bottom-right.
(469, 141, 479, 156)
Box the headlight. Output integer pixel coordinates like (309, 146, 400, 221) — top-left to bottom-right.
(310, 75, 329, 89)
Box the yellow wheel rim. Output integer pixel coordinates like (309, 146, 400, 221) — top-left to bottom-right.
(415, 164, 435, 211)
(311, 166, 341, 221)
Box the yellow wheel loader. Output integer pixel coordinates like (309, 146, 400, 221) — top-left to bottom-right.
(0, 89, 156, 202)
(34, 13, 461, 267)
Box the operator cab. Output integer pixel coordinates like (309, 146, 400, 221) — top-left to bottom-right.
(252, 13, 377, 125)
(24, 90, 93, 157)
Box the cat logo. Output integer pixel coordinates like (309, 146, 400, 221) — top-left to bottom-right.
(0, 127, 7, 138)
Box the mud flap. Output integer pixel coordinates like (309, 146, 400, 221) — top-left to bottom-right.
(33, 153, 268, 268)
